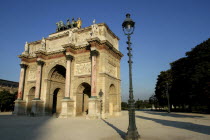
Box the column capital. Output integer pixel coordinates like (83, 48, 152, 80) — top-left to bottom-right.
(37, 60, 45, 66)
(66, 55, 74, 61)
(90, 50, 99, 57)
(20, 64, 28, 69)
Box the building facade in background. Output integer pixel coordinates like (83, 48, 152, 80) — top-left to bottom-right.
(0, 79, 18, 94)
(14, 21, 123, 119)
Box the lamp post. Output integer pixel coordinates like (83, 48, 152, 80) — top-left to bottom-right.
(99, 89, 103, 119)
(122, 13, 140, 140)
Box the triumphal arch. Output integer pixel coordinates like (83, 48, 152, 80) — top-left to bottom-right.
(14, 19, 123, 119)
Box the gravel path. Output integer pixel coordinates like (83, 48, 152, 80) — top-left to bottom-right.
(0, 111, 209, 140)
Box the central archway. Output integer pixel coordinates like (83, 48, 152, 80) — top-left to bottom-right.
(47, 64, 66, 116)
(76, 82, 91, 116)
(26, 87, 35, 114)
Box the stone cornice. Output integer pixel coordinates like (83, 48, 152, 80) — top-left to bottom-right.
(18, 23, 122, 62)
(76, 27, 92, 34)
(35, 50, 47, 55)
(87, 37, 101, 46)
(62, 43, 90, 56)
(62, 43, 75, 49)
(47, 31, 69, 41)
(28, 40, 41, 45)
(19, 49, 65, 58)
(18, 54, 29, 59)
(48, 23, 119, 40)
(26, 23, 119, 46)
(87, 37, 123, 59)
(99, 73, 121, 81)
(46, 49, 65, 55)
(28, 30, 69, 44)
(98, 23, 120, 40)
(101, 40, 123, 58)
(62, 43, 88, 50)
(18, 49, 66, 63)
(49, 28, 77, 36)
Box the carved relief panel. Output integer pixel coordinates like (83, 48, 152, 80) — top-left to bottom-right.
(28, 65, 37, 81)
(51, 71, 65, 82)
(106, 62, 117, 77)
(75, 54, 90, 63)
(75, 62, 91, 76)
(105, 54, 117, 77)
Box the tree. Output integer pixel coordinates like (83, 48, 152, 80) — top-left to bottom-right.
(155, 38, 210, 113)
(155, 70, 172, 108)
(170, 57, 191, 109)
(135, 99, 151, 109)
(149, 94, 159, 109)
(0, 90, 17, 112)
(121, 102, 128, 110)
(185, 38, 210, 112)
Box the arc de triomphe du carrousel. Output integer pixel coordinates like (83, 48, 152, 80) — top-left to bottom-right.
(14, 18, 123, 119)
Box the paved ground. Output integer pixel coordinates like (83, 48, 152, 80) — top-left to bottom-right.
(0, 111, 210, 140)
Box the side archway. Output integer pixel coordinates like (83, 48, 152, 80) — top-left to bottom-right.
(26, 87, 35, 114)
(109, 84, 117, 116)
(76, 82, 91, 116)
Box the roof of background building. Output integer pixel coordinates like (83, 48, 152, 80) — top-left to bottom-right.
(0, 79, 19, 88)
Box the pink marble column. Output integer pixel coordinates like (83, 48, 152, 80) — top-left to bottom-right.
(17, 64, 27, 100)
(64, 55, 73, 99)
(34, 60, 44, 100)
(91, 50, 99, 97)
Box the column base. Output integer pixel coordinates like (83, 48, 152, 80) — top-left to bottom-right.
(59, 98, 75, 118)
(13, 100, 26, 115)
(31, 99, 44, 116)
(87, 98, 101, 119)
(125, 129, 141, 140)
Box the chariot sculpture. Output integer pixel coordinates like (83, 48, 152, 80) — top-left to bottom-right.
(56, 17, 82, 32)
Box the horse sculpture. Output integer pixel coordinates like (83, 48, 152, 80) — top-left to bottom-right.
(56, 18, 82, 32)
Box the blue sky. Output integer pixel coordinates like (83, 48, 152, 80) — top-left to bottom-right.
(0, 0, 210, 101)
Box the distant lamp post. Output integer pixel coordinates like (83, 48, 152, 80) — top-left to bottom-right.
(122, 13, 140, 140)
(99, 89, 103, 119)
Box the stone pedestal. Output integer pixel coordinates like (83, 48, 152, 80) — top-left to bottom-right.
(31, 100, 44, 116)
(59, 99, 75, 118)
(87, 98, 100, 119)
(13, 100, 26, 115)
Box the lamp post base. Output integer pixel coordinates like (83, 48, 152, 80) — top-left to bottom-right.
(125, 130, 140, 140)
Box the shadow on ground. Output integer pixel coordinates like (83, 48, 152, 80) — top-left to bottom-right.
(136, 115, 210, 135)
(0, 114, 52, 140)
(102, 119, 126, 139)
(142, 111, 204, 118)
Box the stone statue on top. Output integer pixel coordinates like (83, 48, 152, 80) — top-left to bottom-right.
(24, 41, 29, 54)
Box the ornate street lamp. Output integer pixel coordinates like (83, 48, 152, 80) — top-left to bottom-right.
(122, 13, 140, 140)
